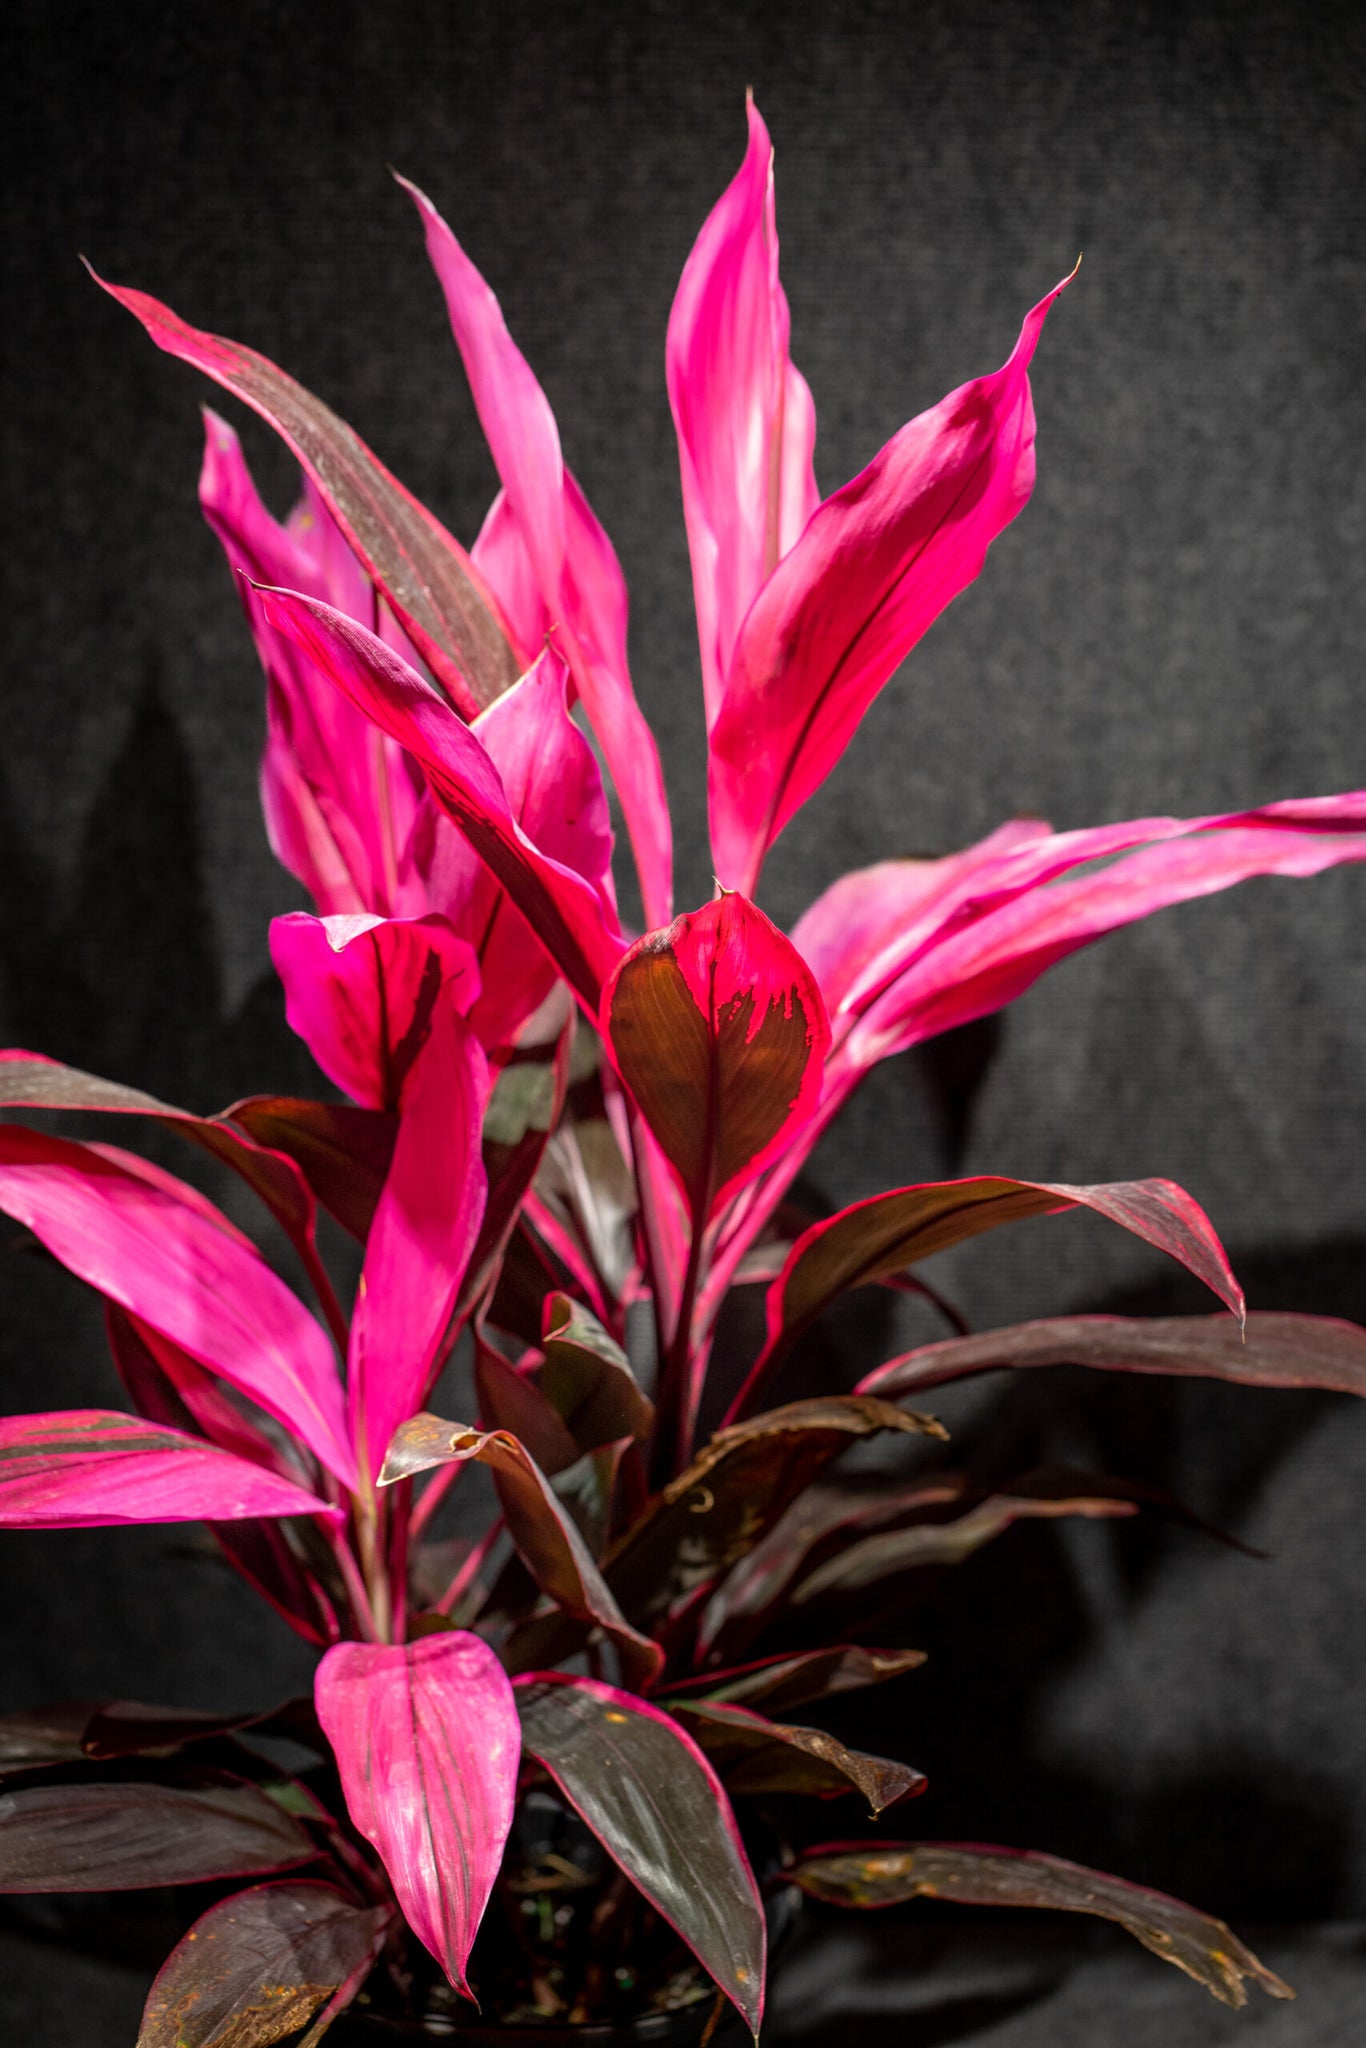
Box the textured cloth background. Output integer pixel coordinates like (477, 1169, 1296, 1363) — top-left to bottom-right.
(3, 0, 1366, 2037)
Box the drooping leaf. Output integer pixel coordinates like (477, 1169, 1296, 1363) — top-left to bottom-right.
(0, 1702, 100, 1773)
(379, 1415, 660, 1686)
(225, 1096, 396, 1245)
(602, 893, 829, 1223)
(92, 267, 520, 711)
(668, 1700, 923, 1813)
(0, 1411, 334, 1529)
(346, 1008, 489, 1482)
(737, 1174, 1243, 1420)
(514, 1673, 765, 2034)
(0, 1052, 339, 1333)
(858, 1309, 1366, 1400)
(0, 1125, 355, 1487)
(784, 1842, 1293, 2009)
(604, 1397, 945, 1627)
(0, 1774, 317, 1892)
(313, 1633, 518, 1999)
(664, 1646, 926, 1718)
(666, 95, 819, 731)
(269, 911, 479, 1112)
(400, 173, 673, 928)
(256, 596, 624, 1012)
(708, 272, 1074, 895)
(137, 1880, 391, 2048)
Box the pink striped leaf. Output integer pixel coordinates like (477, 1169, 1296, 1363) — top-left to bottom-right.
(0, 1411, 333, 1528)
(270, 910, 479, 1111)
(667, 95, 819, 729)
(708, 272, 1074, 895)
(378, 1415, 661, 1687)
(741, 1174, 1243, 1418)
(92, 268, 519, 713)
(0, 1126, 354, 1487)
(137, 1879, 393, 2048)
(784, 1842, 1291, 2008)
(513, 1672, 766, 2034)
(857, 1309, 1366, 1401)
(347, 1008, 489, 1483)
(401, 175, 673, 927)
(601, 893, 830, 1224)
(256, 593, 625, 1012)
(313, 1633, 518, 1999)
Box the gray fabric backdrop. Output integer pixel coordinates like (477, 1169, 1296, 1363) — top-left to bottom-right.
(3, 0, 1365, 2036)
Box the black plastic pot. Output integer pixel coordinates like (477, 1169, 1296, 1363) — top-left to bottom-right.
(327, 2002, 729, 2045)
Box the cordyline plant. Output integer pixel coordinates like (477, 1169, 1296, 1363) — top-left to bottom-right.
(4, 99, 1366, 2046)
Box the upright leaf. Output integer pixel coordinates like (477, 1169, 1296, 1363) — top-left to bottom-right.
(0, 1776, 316, 1892)
(257, 594, 625, 1011)
(92, 268, 519, 710)
(514, 1673, 765, 2035)
(138, 1880, 392, 2048)
(314, 1634, 518, 1999)
(0, 1411, 333, 1528)
(859, 1309, 1366, 1400)
(785, 1842, 1292, 2009)
(602, 893, 829, 1222)
(708, 272, 1074, 893)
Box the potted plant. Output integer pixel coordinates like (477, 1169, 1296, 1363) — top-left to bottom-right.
(3, 99, 1366, 2044)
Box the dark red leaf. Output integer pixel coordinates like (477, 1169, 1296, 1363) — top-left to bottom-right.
(664, 1646, 926, 1717)
(669, 1700, 923, 1813)
(227, 1097, 396, 1244)
(0, 1775, 317, 1891)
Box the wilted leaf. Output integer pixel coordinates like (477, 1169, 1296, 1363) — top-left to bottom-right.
(138, 1879, 391, 2048)
(784, 1842, 1293, 2009)
(514, 1673, 765, 2034)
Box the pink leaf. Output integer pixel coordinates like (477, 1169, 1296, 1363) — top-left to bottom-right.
(270, 910, 479, 1111)
(0, 1126, 354, 1488)
(92, 267, 519, 712)
(708, 272, 1075, 893)
(314, 1633, 518, 1999)
(400, 175, 673, 927)
(199, 411, 425, 917)
(667, 95, 819, 728)
(256, 593, 626, 1013)
(347, 1008, 489, 1482)
(0, 1411, 333, 1528)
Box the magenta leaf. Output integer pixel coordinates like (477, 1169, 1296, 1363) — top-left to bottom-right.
(513, 1673, 765, 2034)
(857, 1309, 1366, 1400)
(784, 1842, 1292, 2008)
(739, 1173, 1243, 1418)
(667, 96, 819, 731)
(0, 1125, 354, 1488)
(459, 1026, 574, 1324)
(602, 893, 830, 1223)
(313, 1633, 518, 1999)
(668, 1699, 923, 1813)
(137, 1880, 392, 2048)
(256, 594, 625, 1012)
(92, 268, 519, 712)
(0, 1411, 333, 1529)
(347, 1007, 489, 1482)
(379, 1416, 661, 1686)
(708, 273, 1074, 893)
(401, 174, 673, 928)
(0, 1775, 317, 1892)
(270, 912, 479, 1112)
